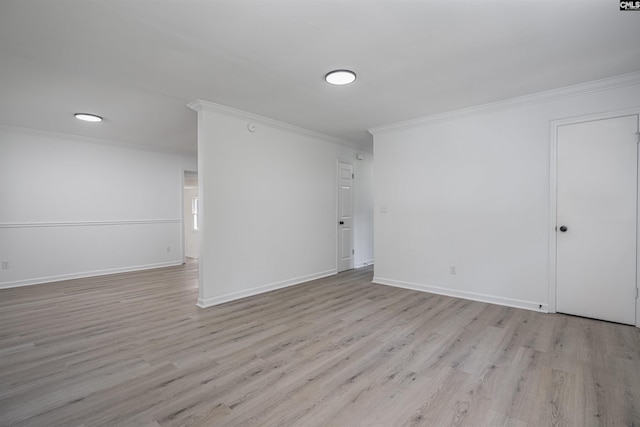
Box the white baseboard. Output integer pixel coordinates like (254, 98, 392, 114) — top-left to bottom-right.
(0, 261, 184, 289)
(356, 259, 374, 269)
(372, 276, 548, 313)
(197, 269, 337, 308)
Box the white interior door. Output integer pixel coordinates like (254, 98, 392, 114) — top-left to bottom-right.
(338, 162, 354, 272)
(556, 114, 638, 325)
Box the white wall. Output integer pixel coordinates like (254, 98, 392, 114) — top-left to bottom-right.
(0, 125, 197, 288)
(190, 101, 374, 307)
(370, 73, 640, 312)
(183, 186, 199, 259)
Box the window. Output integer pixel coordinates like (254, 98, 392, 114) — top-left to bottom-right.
(192, 197, 199, 231)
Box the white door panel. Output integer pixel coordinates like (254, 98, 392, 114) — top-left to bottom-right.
(338, 162, 354, 272)
(556, 115, 638, 325)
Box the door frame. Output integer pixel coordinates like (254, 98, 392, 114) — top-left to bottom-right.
(337, 161, 355, 272)
(548, 108, 640, 327)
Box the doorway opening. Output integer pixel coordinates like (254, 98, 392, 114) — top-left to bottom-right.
(183, 171, 199, 263)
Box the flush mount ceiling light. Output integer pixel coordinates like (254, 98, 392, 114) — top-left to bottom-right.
(325, 69, 356, 85)
(74, 113, 103, 122)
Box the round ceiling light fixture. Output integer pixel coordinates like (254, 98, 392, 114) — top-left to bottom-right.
(325, 69, 356, 85)
(74, 113, 103, 122)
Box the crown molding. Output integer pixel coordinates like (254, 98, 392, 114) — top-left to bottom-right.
(188, 99, 362, 150)
(368, 71, 640, 136)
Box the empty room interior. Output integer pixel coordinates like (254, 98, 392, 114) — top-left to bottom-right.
(1, 1, 640, 426)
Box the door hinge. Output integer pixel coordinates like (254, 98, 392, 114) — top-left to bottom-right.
(636, 288, 639, 299)
(352, 173, 354, 179)
(352, 249, 354, 255)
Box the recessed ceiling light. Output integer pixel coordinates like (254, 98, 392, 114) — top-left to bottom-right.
(325, 70, 356, 85)
(74, 113, 103, 122)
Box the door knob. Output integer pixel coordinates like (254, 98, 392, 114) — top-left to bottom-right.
(559, 225, 568, 232)
(339, 221, 344, 225)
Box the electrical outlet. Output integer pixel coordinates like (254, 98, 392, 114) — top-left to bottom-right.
(450, 265, 456, 275)
(2, 260, 9, 269)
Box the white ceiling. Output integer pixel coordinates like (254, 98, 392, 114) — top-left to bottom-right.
(1, 0, 639, 154)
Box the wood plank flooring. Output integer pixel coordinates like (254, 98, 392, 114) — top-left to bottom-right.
(1, 261, 639, 426)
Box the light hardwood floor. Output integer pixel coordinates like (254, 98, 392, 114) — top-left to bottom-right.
(1, 261, 639, 426)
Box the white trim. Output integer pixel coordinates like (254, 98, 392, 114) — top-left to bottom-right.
(549, 108, 640, 128)
(549, 109, 640, 328)
(181, 170, 187, 265)
(373, 277, 547, 313)
(196, 269, 337, 308)
(368, 71, 640, 135)
(637, 117, 640, 329)
(0, 219, 180, 228)
(0, 123, 195, 157)
(356, 259, 374, 269)
(335, 161, 339, 272)
(187, 99, 361, 150)
(637, 120, 640, 328)
(0, 261, 183, 289)
(548, 120, 558, 314)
